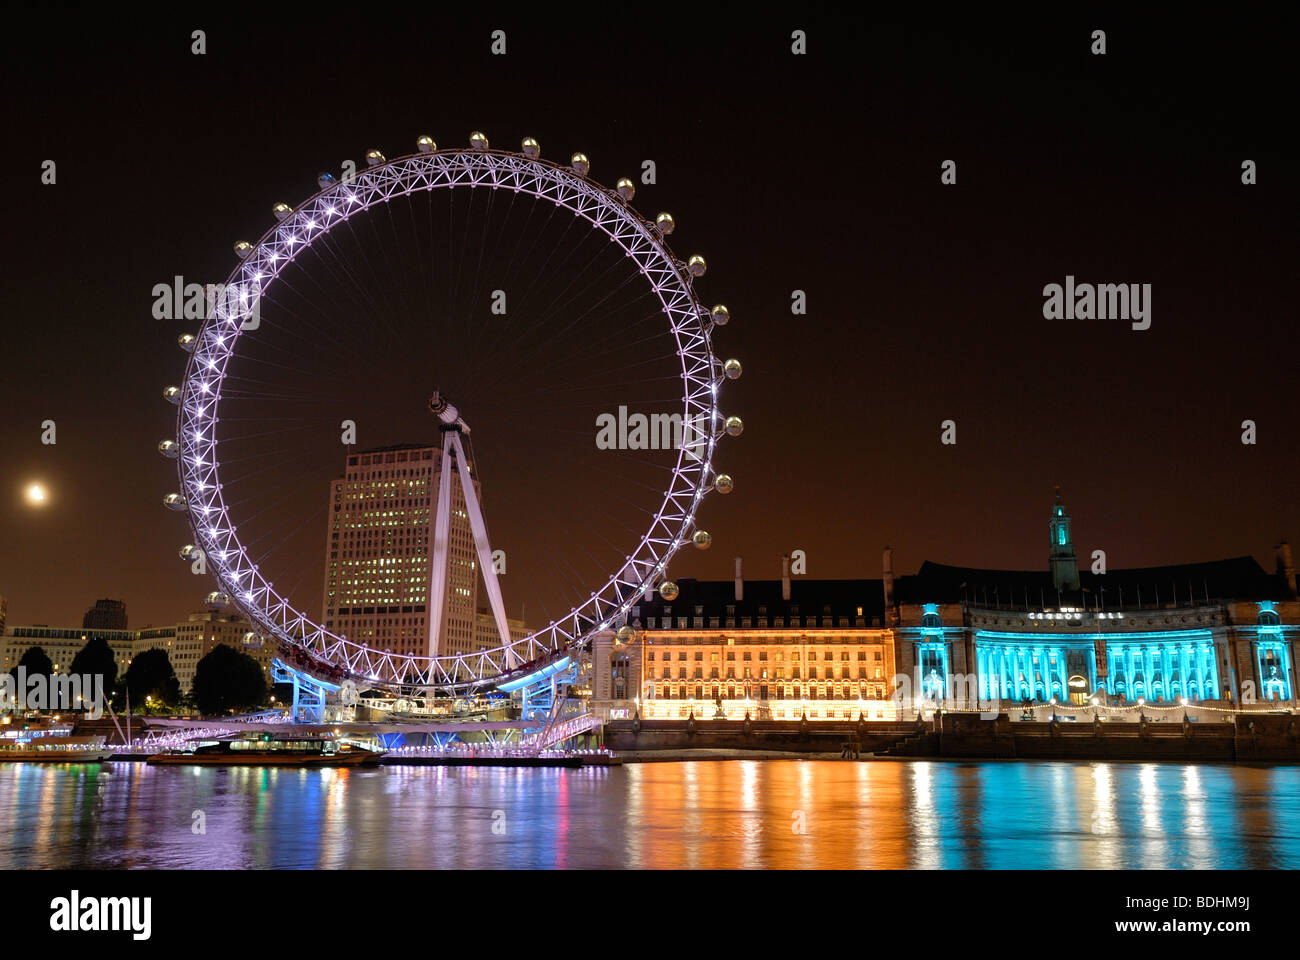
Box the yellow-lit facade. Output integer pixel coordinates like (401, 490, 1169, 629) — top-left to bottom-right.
(637, 627, 899, 720)
(591, 572, 902, 722)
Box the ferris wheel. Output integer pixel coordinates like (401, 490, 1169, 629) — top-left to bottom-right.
(160, 132, 742, 695)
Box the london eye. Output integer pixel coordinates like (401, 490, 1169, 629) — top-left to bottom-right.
(160, 133, 742, 697)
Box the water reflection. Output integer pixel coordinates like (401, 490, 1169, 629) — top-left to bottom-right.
(0, 760, 1297, 869)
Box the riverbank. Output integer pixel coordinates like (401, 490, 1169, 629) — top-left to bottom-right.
(604, 712, 1300, 763)
(617, 748, 848, 762)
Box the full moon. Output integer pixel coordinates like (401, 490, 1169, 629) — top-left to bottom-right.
(25, 483, 48, 506)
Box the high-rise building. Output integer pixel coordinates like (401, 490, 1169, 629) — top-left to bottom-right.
(321, 443, 485, 659)
(170, 608, 272, 693)
(82, 599, 128, 631)
(475, 610, 531, 650)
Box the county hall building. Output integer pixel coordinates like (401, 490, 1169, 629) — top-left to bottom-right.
(592, 493, 1299, 719)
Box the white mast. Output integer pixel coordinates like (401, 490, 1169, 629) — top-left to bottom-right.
(425, 392, 516, 667)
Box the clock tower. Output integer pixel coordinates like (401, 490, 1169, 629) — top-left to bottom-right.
(1049, 486, 1080, 592)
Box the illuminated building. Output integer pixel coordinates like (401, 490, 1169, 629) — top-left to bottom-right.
(1, 625, 137, 675)
(898, 492, 1299, 707)
(475, 611, 530, 651)
(170, 608, 273, 694)
(321, 443, 479, 658)
(592, 492, 1299, 718)
(1, 606, 272, 697)
(321, 442, 530, 659)
(597, 557, 899, 721)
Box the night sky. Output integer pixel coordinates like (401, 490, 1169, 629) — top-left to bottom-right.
(1, 8, 1294, 631)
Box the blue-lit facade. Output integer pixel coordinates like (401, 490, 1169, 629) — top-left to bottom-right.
(975, 634, 1095, 702)
(973, 630, 1220, 703)
(1248, 601, 1294, 701)
(893, 493, 1300, 710)
(1105, 633, 1220, 702)
(914, 604, 952, 698)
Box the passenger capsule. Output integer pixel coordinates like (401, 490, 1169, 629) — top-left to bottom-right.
(713, 473, 734, 495)
(723, 358, 742, 380)
(655, 212, 675, 235)
(163, 385, 182, 405)
(272, 202, 293, 221)
(724, 415, 744, 438)
(177, 333, 196, 353)
(365, 149, 386, 166)
(179, 544, 197, 560)
(616, 178, 635, 202)
(687, 255, 707, 277)
(317, 172, 338, 189)
(469, 131, 489, 150)
(163, 493, 188, 512)
(521, 137, 540, 158)
(570, 153, 590, 176)
(205, 591, 230, 607)
(692, 530, 712, 550)
(417, 135, 436, 153)
(158, 440, 180, 459)
(615, 624, 635, 642)
(658, 580, 680, 601)
(710, 304, 730, 326)
(233, 241, 253, 258)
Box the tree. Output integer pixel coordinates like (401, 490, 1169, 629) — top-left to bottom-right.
(13, 645, 53, 680)
(119, 648, 181, 711)
(69, 635, 118, 692)
(191, 644, 268, 715)
(7, 646, 54, 710)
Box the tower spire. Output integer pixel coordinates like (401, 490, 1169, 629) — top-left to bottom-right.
(1049, 486, 1080, 593)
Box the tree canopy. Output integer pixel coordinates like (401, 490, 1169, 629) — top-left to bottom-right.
(13, 645, 54, 679)
(69, 635, 118, 693)
(191, 644, 267, 715)
(119, 648, 181, 710)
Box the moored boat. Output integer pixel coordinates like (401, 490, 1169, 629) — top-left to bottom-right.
(0, 723, 114, 763)
(146, 733, 382, 767)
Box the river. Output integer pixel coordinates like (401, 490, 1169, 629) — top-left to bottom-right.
(2, 759, 1297, 869)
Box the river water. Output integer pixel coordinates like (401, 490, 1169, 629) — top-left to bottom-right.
(2, 759, 1297, 869)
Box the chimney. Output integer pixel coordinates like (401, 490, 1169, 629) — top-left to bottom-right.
(882, 546, 895, 611)
(1277, 540, 1298, 599)
(734, 556, 744, 602)
(781, 554, 791, 601)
